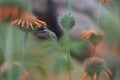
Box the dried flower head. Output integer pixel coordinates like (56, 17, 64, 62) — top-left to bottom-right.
(0, 62, 29, 80)
(81, 57, 112, 80)
(10, 12, 47, 32)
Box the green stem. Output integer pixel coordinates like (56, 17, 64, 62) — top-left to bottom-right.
(67, 0, 73, 12)
(68, 51, 71, 80)
(96, 2, 102, 26)
(5, 28, 13, 80)
(18, 32, 28, 80)
(53, 30, 72, 80)
(26, 0, 32, 12)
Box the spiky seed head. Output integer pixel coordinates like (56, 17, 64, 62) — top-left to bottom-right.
(58, 12, 75, 30)
(84, 57, 106, 76)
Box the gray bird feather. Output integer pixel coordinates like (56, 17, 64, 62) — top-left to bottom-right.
(35, 26, 57, 41)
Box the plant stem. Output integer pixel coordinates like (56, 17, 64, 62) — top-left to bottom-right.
(52, 29, 72, 80)
(26, 0, 32, 12)
(96, 1, 102, 32)
(18, 32, 28, 80)
(67, 50, 71, 80)
(67, 0, 73, 12)
(5, 27, 13, 80)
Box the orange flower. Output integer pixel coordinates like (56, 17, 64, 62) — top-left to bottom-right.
(100, 0, 113, 3)
(11, 7, 19, 20)
(81, 30, 107, 57)
(10, 12, 47, 30)
(101, 0, 107, 3)
(93, 73, 97, 80)
(81, 73, 90, 80)
(22, 70, 30, 80)
(81, 30, 105, 40)
(0, 6, 20, 22)
(81, 29, 97, 40)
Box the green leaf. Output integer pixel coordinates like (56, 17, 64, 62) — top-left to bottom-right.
(37, 66, 47, 77)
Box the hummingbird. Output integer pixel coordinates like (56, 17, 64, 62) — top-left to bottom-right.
(35, 26, 57, 41)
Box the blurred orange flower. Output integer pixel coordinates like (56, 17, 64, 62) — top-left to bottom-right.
(10, 12, 47, 30)
(81, 29, 97, 40)
(101, 0, 107, 3)
(100, 0, 113, 3)
(0, 6, 21, 22)
(22, 70, 30, 80)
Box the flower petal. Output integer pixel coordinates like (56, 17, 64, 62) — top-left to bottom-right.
(106, 69, 112, 76)
(10, 19, 18, 26)
(21, 21, 25, 27)
(81, 73, 89, 80)
(93, 73, 97, 80)
(29, 22, 34, 29)
(26, 21, 29, 28)
(37, 20, 47, 26)
(34, 21, 41, 28)
(101, 71, 109, 79)
(17, 20, 22, 25)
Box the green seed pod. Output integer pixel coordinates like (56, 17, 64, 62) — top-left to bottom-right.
(58, 12, 75, 30)
(90, 34, 103, 44)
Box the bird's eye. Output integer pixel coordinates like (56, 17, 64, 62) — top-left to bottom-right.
(36, 26, 48, 32)
(36, 26, 45, 31)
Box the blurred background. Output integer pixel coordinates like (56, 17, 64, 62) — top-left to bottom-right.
(0, 0, 120, 80)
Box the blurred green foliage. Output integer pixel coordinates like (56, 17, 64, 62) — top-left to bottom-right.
(42, 32, 87, 73)
(0, 0, 28, 10)
(0, 23, 47, 79)
(0, 50, 4, 67)
(98, 0, 120, 45)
